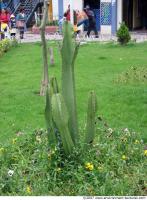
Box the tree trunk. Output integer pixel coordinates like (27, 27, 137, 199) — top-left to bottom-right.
(40, 0, 50, 96)
(49, 47, 55, 66)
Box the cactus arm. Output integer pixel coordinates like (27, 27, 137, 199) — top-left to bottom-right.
(61, 21, 79, 144)
(52, 94, 74, 155)
(72, 42, 80, 67)
(85, 91, 98, 144)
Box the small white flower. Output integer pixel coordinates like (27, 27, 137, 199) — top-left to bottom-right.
(124, 128, 129, 133)
(107, 128, 113, 134)
(8, 170, 14, 177)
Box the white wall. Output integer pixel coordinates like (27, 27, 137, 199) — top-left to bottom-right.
(52, 0, 59, 18)
(63, 0, 82, 13)
(73, 1, 83, 11)
(63, 0, 70, 13)
(52, 0, 83, 19)
(117, 0, 123, 29)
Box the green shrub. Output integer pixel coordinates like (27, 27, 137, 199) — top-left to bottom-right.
(0, 39, 11, 52)
(0, 39, 18, 58)
(117, 22, 131, 45)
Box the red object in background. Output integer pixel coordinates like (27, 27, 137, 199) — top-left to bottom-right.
(0, 13, 9, 24)
(66, 10, 70, 21)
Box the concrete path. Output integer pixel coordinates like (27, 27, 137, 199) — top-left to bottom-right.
(19, 31, 147, 44)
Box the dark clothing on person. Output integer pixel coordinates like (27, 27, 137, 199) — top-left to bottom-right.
(85, 8, 98, 38)
(10, 18, 16, 28)
(10, 17, 17, 38)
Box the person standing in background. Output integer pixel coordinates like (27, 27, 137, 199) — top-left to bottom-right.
(16, 7, 26, 39)
(0, 8, 10, 39)
(85, 5, 98, 38)
(10, 14, 17, 39)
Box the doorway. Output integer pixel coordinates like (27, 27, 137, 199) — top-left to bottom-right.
(84, 0, 100, 9)
(83, 0, 100, 31)
(123, 0, 133, 30)
(123, 0, 147, 31)
(140, 0, 147, 29)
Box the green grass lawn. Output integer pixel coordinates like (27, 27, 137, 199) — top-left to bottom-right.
(0, 41, 147, 143)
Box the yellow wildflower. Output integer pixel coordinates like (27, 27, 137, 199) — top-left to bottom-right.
(134, 140, 140, 144)
(144, 150, 147, 156)
(26, 186, 32, 194)
(0, 148, 4, 153)
(12, 138, 17, 144)
(56, 168, 61, 173)
(85, 162, 94, 171)
(122, 155, 127, 160)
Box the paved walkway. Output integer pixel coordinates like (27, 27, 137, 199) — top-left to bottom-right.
(19, 31, 147, 44)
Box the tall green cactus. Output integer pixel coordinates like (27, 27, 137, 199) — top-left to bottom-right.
(61, 21, 79, 144)
(44, 22, 98, 156)
(85, 91, 98, 144)
(51, 93, 74, 155)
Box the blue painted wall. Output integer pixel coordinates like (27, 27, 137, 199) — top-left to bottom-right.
(58, 0, 63, 21)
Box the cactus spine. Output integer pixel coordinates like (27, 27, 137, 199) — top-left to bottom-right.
(61, 21, 79, 144)
(52, 94, 74, 155)
(85, 91, 98, 144)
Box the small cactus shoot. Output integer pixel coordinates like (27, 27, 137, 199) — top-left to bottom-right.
(85, 91, 98, 144)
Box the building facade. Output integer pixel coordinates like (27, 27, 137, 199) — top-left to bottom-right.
(1, 0, 147, 34)
(54, 0, 147, 34)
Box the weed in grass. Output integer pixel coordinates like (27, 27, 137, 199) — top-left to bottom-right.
(115, 66, 147, 84)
